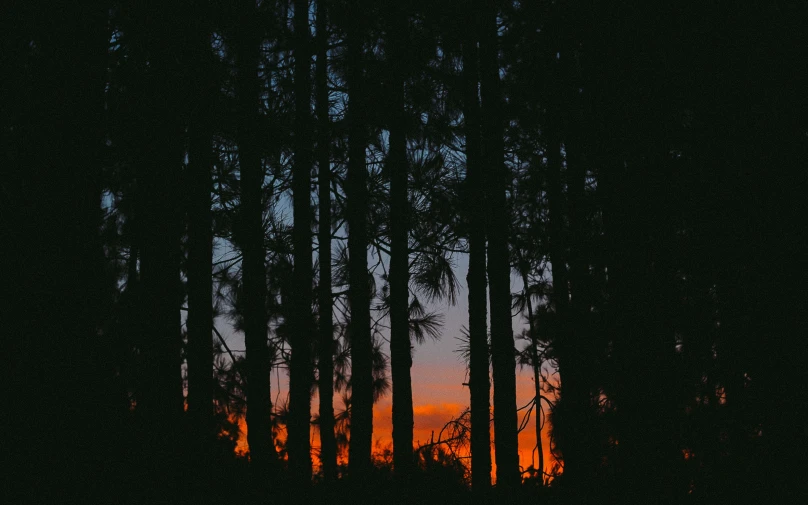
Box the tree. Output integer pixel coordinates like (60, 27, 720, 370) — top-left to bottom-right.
(122, 7, 188, 502)
(2, 1, 115, 501)
(8, 1, 805, 501)
(344, 0, 374, 479)
(289, 0, 315, 485)
(479, 0, 520, 492)
(544, 118, 587, 495)
(233, 0, 277, 480)
(315, 0, 338, 483)
(386, 0, 415, 479)
(185, 0, 217, 451)
(460, 5, 492, 494)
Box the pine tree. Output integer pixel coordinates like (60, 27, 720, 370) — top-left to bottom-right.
(233, 0, 277, 481)
(315, 0, 338, 483)
(386, 0, 415, 479)
(460, 5, 492, 493)
(185, 0, 216, 450)
(345, 0, 374, 479)
(289, 0, 315, 485)
(2, 1, 114, 500)
(479, 0, 520, 493)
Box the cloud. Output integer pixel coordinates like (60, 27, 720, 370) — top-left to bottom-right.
(373, 401, 467, 447)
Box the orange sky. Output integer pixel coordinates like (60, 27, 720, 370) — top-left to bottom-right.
(222, 263, 558, 481)
(232, 364, 558, 482)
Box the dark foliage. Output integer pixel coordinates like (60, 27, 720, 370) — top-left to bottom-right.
(5, 0, 805, 503)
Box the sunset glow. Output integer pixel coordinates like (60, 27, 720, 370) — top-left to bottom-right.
(231, 364, 559, 483)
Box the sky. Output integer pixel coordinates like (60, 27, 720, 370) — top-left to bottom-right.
(218, 249, 558, 479)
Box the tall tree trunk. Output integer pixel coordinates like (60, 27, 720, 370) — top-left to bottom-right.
(544, 125, 586, 496)
(605, 155, 679, 503)
(560, 1, 602, 487)
(345, 3, 373, 479)
(595, 4, 681, 498)
(461, 13, 492, 494)
(479, 0, 520, 493)
(315, 0, 338, 483)
(3, 2, 113, 500)
(134, 5, 186, 501)
(136, 8, 186, 423)
(186, 6, 215, 451)
(235, 6, 277, 481)
(289, 0, 315, 486)
(387, 0, 414, 479)
(563, 127, 599, 499)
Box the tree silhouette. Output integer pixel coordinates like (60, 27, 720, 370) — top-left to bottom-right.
(385, 0, 416, 480)
(4, 1, 114, 501)
(185, 0, 217, 457)
(478, 0, 520, 494)
(315, 0, 339, 484)
(232, 0, 278, 483)
(459, 4, 492, 494)
(9, 1, 806, 503)
(343, 0, 374, 479)
(288, 0, 315, 487)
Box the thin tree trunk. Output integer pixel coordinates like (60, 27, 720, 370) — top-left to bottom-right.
(479, 0, 520, 493)
(345, 4, 373, 478)
(235, 7, 277, 480)
(315, 0, 337, 483)
(186, 10, 215, 449)
(461, 13, 492, 494)
(289, 0, 314, 486)
(521, 271, 544, 484)
(387, 0, 414, 479)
